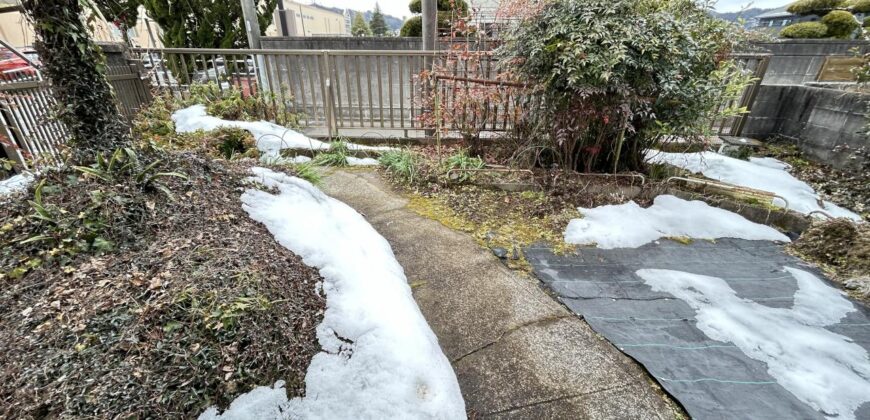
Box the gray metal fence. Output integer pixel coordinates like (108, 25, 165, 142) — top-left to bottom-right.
(0, 53, 151, 168)
(709, 53, 771, 137)
(0, 46, 769, 169)
(132, 48, 510, 139)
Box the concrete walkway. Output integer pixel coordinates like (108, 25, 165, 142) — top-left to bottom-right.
(319, 169, 677, 419)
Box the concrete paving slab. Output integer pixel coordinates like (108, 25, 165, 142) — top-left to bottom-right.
(319, 169, 677, 419)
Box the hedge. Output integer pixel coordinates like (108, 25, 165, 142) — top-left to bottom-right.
(781, 21, 830, 38)
(821, 10, 860, 38)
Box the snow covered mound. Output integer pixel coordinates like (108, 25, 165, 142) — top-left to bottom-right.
(199, 167, 464, 419)
(564, 195, 790, 249)
(171, 105, 392, 157)
(638, 267, 870, 420)
(0, 172, 34, 196)
(646, 151, 861, 220)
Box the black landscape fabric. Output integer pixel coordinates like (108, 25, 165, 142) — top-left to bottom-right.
(525, 238, 870, 420)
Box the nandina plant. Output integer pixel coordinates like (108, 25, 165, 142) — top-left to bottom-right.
(497, 0, 752, 172)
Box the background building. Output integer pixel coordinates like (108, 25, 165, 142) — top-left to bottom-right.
(0, 1, 162, 49)
(266, 1, 348, 37)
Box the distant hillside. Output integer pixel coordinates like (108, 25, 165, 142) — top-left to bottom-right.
(321, 6, 405, 32)
(713, 7, 777, 23)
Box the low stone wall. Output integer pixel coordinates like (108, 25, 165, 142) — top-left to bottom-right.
(743, 84, 867, 170)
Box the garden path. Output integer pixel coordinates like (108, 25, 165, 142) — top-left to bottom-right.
(319, 168, 677, 419)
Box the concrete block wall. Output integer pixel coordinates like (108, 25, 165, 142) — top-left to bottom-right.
(750, 40, 869, 85)
(262, 36, 423, 50)
(743, 85, 868, 170)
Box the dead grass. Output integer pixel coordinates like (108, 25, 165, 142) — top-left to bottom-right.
(0, 151, 324, 417)
(790, 218, 870, 303)
(387, 147, 659, 270)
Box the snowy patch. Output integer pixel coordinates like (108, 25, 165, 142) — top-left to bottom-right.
(564, 195, 790, 249)
(199, 167, 464, 419)
(346, 157, 379, 166)
(259, 154, 312, 166)
(171, 105, 392, 157)
(0, 172, 34, 196)
(646, 151, 861, 220)
(638, 267, 870, 420)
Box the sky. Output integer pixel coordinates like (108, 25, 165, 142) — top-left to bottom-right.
(300, 0, 790, 19)
(713, 0, 789, 12)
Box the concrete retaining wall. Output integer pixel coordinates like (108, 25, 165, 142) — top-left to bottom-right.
(261, 36, 491, 51)
(750, 40, 869, 85)
(743, 85, 868, 169)
(262, 36, 423, 50)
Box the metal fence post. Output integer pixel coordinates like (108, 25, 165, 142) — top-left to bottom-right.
(321, 51, 337, 139)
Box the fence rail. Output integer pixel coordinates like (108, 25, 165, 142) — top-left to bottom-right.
(132, 47, 504, 138)
(0, 53, 150, 168)
(0, 46, 769, 170)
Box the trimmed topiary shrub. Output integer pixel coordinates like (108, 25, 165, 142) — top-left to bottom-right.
(400, 16, 422, 36)
(822, 10, 860, 37)
(400, 0, 468, 37)
(788, 0, 845, 15)
(848, 0, 870, 12)
(781, 21, 830, 38)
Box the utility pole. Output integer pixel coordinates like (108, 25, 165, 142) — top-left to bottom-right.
(240, 0, 261, 49)
(422, 0, 437, 59)
(422, 0, 437, 138)
(239, 0, 270, 92)
(277, 0, 289, 37)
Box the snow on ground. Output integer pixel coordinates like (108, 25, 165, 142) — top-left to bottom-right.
(199, 167, 464, 419)
(646, 151, 861, 220)
(0, 172, 34, 196)
(346, 157, 379, 166)
(172, 105, 392, 157)
(564, 194, 790, 249)
(259, 154, 312, 166)
(638, 267, 870, 420)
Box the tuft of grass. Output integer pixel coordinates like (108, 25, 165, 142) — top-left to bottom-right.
(312, 140, 350, 166)
(379, 149, 421, 184)
(665, 236, 694, 245)
(443, 149, 485, 182)
(293, 163, 322, 185)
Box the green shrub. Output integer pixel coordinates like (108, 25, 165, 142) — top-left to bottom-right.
(379, 150, 420, 183)
(401, 0, 468, 37)
(788, 0, 845, 15)
(400, 16, 422, 36)
(822, 10, 860, 38)
(183, 82, 299, 128)
(498, 0, 752, 172)
(864, 16, 870, 27)
(851, 0, 870, 12)
(781, 21, 830, 38)
(208, 128, 258, 159)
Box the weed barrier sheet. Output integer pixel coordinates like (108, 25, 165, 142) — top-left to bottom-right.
(525, 239, 870, 420)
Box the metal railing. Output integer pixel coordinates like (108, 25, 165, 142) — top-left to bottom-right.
(0, 54, 150, 168)
(131, 47, 503, 138)
(0, 46, 770, 170)
(709, 53, 771, 137)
